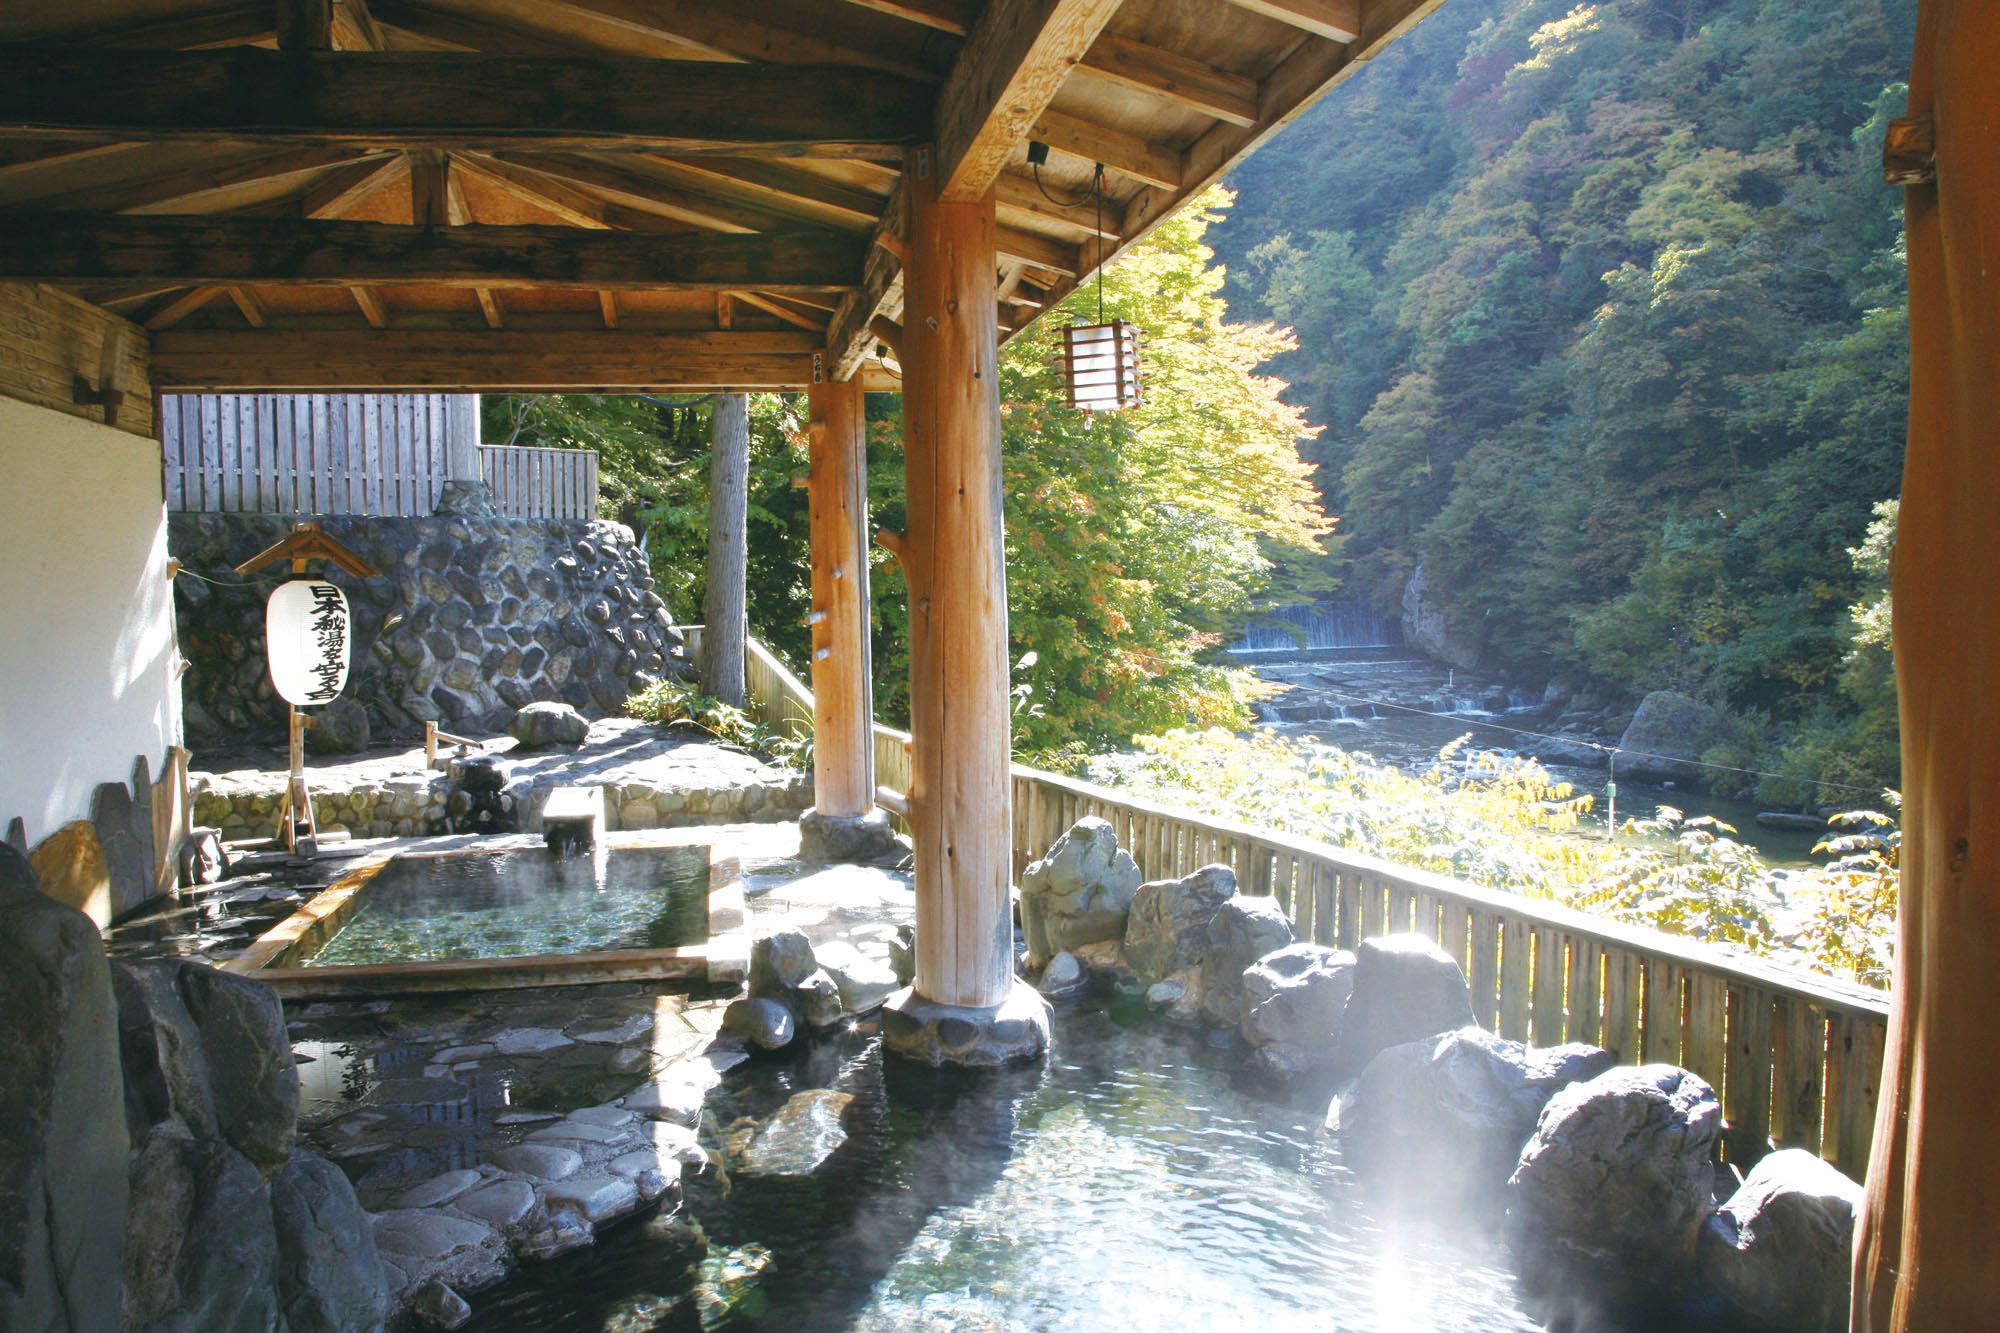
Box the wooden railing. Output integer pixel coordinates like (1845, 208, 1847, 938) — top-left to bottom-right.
(731, 634, 1889, 1175)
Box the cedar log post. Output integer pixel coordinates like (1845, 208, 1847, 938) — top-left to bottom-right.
(1854, 3, 2000, 1326)
(435, 393, 494, 516)
(798, 378, 898, 861)
(878, 143, 1049, 1066)
(701, 391, 749, 707)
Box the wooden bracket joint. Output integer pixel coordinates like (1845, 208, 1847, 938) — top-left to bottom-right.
(72, 326, 129, 425)
(1883, 115, 1936, 186)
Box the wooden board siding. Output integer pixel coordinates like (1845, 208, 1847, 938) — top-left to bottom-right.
(0, 282, 153, 438)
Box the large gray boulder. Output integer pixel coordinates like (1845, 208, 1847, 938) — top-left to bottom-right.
(1242, 944, 1355, 1049)
(0, 844, 130, 1333)
(271, 1152, 394, 1333)
(1199, 896, 1296, 1026)
(1615, 691, 1720, 784)
(1340, 1027, 1615, 1196)
(1697, 1148, 1862, 1333)
(1328, 933, 1476, 1076)
(1507, 1064, 1722, 1294)
(140, 1137, 283, 1333)
(508, 700, 590, 749)
(305, 697, 372, 755)
(1019, 817, 1143, 967)
(1123, 864, 1237, 982)
(117, 959, 298, 1175)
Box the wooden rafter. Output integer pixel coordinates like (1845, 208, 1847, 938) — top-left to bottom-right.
(0, 146, 373, 214)
(350, 286, 388, 327)
(833, 0, 974, 35)
(0, 48, 931, 154)
(1031, 109, 1181, 191)
(491, 152, 793, 234)
(0, 213, 868, 292)
(934, 0, 1126, 202)
(1077, 32, 1259, 127)
(277, 0, 334, 52)
(143, 286, 225, 330)
(730, 290, 828, 333)
(1221, 0, 1361, 43)
(151, 328, 824, 389)
(439, 152, 503, 328)
(226, 286, 268, 327)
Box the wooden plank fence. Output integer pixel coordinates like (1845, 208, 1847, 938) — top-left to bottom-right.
(160, 392, 596, 519)
(733, 635, 1892, 1178)
(481, 443, 599, 521)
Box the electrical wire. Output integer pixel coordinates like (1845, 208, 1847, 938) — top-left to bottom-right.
(1282, 681, 1889, 797)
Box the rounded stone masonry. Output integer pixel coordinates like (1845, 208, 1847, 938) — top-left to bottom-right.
(798, 807, 903, 863)
(879, 982, 1053, 1069)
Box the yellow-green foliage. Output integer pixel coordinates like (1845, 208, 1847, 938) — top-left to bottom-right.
(624, 677, 810, 771)
(1107, 728, 1898, 984)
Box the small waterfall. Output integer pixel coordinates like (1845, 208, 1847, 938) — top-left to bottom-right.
(1229, 603, 1402, 655)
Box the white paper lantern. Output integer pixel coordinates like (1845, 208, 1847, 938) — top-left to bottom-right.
(266, 579, 350, 706)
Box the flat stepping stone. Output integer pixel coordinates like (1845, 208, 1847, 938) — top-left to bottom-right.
(543, 1173, 639, 1225)
(621, 1079, 705, 1127)
(492, 1027, 573, 1056)
(567, 1013, 654, 1045)
(371, 1210, 496, 1263)
(492, 1144, 582, 1181)
(434, 1044, 495, 1062)
(397, 1169, 483, 1209)
(526, 1121, 625, 1145)
(455, 1179, 539, 1230)
(566, 1106, 637, 1128)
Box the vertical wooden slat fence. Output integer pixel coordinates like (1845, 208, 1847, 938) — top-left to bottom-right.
(160, 392, 597, 519)
(733, 634, 1891, 1178)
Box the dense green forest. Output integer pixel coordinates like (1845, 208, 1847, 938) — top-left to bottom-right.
(1209, 0, 1914, 799)
(491, 0, 1915, 803)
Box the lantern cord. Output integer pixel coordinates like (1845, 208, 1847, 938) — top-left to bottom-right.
(1030, 158, 1095, 209)
(1095, 163, 1105, 325)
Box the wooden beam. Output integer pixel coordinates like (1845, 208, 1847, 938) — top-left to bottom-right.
(277, 0, 334, 52)
(934, 0, 1124, 201)
(833, 0, 974, 36)
(715, 292, 733, 328)
(410, 148, 451, 228)
(351, 286, 388, 327)
(491, 152, 793, 234)
(151, 329, 823, 389)
(439, 150, 503, 326)
(597, 290, 619, 328)
(0, 48, 932, 154)
(1032, 109, 1182, 191)
(227, 286, 268, 327)
(331, 0, 388, 50)
(1221, 0, 1362, 43)
(452, 152, 620, 228)
(652, 156, 886, 228)
(992, 169, 1120, 238)
(1078, 33, 1260, 127)
(730, 290, 828, 333)
(0, 214, 868, 292)
(826, 180, 908, 380)
(301, 153, 407, 218)
(518, 0, 949, 80)
(994, 225, 1082, 276)
(0, 282, 155, 438)
(144, 286, 224, 330)
(0, 147, 376, 215)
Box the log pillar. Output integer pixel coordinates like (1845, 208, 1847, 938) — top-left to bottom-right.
(701, 391, 749, 707)
(1855, 4, 2000, 1326)
(798, 377, 897, 861)
(879, 143, 1048, 1067)
(434, 394, 494, 516)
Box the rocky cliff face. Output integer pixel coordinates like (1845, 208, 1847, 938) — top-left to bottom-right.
(1400, 563, 1483, 672)
(171, 513, 689, 748)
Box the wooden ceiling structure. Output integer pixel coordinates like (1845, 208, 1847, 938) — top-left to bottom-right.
(0, 0, 1442, 393)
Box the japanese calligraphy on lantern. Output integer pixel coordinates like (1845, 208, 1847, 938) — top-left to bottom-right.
(265, 579, 350, 706)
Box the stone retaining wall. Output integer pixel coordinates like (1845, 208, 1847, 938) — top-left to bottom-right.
(171, 512, 689, 749)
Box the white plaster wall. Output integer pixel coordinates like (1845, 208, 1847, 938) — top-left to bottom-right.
(0, 397, 180, 842)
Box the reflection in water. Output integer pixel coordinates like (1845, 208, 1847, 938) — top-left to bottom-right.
(306, 844, 710, 966)
(465, 1003, 1550, 1332)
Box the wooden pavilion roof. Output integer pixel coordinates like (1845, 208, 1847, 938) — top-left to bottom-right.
(0, 0, 1440, 391)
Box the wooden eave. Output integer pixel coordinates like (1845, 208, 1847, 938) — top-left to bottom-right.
(0, 0, 1443, 391)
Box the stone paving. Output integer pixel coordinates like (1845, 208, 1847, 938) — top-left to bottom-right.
(260, 821, 915, 1319)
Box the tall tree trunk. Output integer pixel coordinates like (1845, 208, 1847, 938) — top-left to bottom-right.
(701, 392, 749, 707)
(1854, 4, 2000, 1326)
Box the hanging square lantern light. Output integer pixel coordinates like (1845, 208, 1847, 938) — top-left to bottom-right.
(1060, 319, 1142, 413)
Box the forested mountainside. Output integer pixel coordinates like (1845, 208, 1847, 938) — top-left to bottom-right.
(1210, 0, 1914, 797)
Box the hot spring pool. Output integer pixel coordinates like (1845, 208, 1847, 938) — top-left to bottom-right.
(302, 844, 711, 967)
(462, 1003, 1551, 1332)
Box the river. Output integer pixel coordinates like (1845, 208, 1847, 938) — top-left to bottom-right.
(1228, 605, 1827, 869)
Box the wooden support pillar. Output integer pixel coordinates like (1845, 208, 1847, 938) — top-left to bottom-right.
(1855, 4, 2000, 1326)
(900, 142, 1014, 1013)
(701, 391, 749, 707)
(805, 377, 874, 818)
(443, 393, 482, 482)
